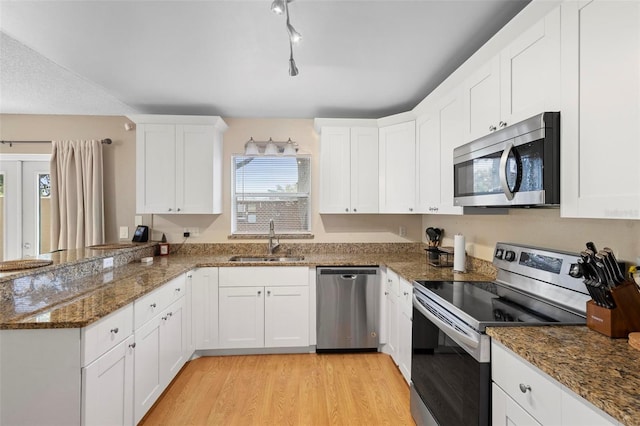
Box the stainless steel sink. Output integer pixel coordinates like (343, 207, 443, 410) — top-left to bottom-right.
(228, 255, 305, 262)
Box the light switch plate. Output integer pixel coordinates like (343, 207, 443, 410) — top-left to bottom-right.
(134, 215, 143, 226)
(103, 257, 114, 269)
(119, 226, 129, 239)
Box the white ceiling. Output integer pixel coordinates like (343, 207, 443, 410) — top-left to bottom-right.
(0, 0, 530, 119)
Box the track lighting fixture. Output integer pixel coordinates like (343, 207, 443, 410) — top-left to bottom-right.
(272, 0, 302, 76)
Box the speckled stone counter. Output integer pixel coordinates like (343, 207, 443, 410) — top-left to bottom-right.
(0, 243, 495, 330)
(487, 326, 640, 426)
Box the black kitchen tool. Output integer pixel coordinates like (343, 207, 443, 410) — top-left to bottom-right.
(603, 247, 626, 283)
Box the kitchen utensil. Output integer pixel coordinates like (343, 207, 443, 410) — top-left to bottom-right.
(433, 228, 443, 246)
(586, 241, 598, 254)
(603, 247, 626, 283)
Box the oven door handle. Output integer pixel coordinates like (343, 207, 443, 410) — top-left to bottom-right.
(412, 294, 480, 349)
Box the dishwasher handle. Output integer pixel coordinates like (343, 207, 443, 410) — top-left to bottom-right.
(341, 274, 357, 280)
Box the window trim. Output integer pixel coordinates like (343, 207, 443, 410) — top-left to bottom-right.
(230, 154, 312, 236)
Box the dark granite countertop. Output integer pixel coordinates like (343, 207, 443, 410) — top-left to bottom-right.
(0, 244, 495, 329)
(488, 326, 640, 426)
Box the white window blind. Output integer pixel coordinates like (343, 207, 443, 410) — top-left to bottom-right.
(232, 155, 311, 234)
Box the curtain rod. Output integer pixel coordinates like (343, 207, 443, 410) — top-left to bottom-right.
(0, 138, 113, 147)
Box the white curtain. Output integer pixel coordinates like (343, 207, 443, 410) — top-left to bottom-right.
(50, 140, 105, 250)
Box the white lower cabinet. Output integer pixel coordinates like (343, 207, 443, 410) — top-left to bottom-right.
(492, 383, 541, 426)
(264, 286, 310, 348)
(133, 275, 188, 424)
(191, 267, 220, 350)
(219, 286, 265, 348)
(383, 268, 400, 363)
(397, 277, 412, 384)
(492, 341, 618, 426)
(218, 267, 310, 350)
(82, 335, 135, 426)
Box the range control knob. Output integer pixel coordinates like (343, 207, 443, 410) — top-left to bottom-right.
(504, 251, 516, 262)
(568, 263, 583, 278)
(495, 248, 504, 259)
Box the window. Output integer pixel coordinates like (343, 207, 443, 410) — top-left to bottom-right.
(232, 155, 311, 234)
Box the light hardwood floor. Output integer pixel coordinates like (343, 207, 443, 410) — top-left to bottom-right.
(140, 353, 414, 426)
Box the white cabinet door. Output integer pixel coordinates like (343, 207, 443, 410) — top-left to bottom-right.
(492, 383, 541, 426)
(192, 267, 219, 350)
(379, 121, 416, 213)
(350, 127, 379, 213)
(219, 286, 265, 348)
(417, 90, 464, 215)
(319, 127, 352, 213)
(264, 285, 310, 348)
(176, 124, 221, 214)
(462, 56, 501, 142)
(82, 335, 134, 426)
(561, 0, 640, 219)
(397, 278, 412, 384)
(134, 315, 162, 424)
(319, 126, 378, 214)
(134, 117, 225, 214)
(384, 269, 400, 364)
(160, 297, 186, 387)
(500, 6, 560, 126)
(136, 124, 176, 214)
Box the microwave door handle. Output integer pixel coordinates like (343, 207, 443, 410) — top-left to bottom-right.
(499, 142, 516, 201)
(412, 294, 480, 350)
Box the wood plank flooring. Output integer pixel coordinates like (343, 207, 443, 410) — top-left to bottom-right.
(139, 353, 414, 426)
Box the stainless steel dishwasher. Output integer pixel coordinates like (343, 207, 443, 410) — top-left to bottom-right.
(316, 267, 379, 351)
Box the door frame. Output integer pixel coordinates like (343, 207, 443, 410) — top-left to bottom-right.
(0, 154, 50, 260)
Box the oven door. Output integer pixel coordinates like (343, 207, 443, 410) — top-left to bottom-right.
(411, 291, 491, 426)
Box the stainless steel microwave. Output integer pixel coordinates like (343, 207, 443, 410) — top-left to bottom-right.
(453, 112, 560, 207)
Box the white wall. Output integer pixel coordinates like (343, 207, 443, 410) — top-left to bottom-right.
(424, 209, 640, 264)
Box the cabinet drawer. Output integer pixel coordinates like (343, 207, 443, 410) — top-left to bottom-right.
(219, 267, 308, 287)
(134, 274, 185, 330)
(82, 304, 134, 367)
(492, 341, 561, 425)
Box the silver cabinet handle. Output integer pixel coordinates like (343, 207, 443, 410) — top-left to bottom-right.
(110, 327, 119, 334)
(162, 315, 168, 320)
(167, 312, 173, 317)
(150, 303, 157, 308)
(267, 290, 271, 296)
(129, 343, 136, 349)
(499, 121, 508, 128)
(168, 208, 172, 212)
(403, 291, 409, 296)
(489, 125, 497, 132)
(519, 384, 531, 393)
(258, 290, 262, 295)
(175, 288, 181, 292)
(353, 208, 357, 212)
(177, 208, 181, 212)
(409, 207, 413, 212)
(384, 291, 389, 295)
(345, 208, 349, 212)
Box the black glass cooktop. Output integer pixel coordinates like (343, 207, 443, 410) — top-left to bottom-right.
(414, 280, 585, 328)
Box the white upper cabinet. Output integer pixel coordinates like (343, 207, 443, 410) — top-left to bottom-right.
(416, 89, 464, 215)
(131, 115, 227, 214)
(500, 6, 561, 126)
(462, 57, 502, 142)
(561, 0, 640, 219)
(319, 126, 379, 213)
(379, 121, 416, 213)
(462, 7, 561, 143)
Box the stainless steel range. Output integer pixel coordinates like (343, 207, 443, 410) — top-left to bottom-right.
(410, 242, 590, 426)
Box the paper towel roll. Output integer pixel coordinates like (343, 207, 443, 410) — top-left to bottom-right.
(453, 234, 466, 273)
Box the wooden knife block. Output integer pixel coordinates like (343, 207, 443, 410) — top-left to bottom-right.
(586, 281, 640, 338)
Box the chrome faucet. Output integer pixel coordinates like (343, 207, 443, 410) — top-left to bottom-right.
(268, 219, 280, 255)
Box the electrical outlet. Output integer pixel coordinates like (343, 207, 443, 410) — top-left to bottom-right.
(183, 227, 200, 237)
(134, 215, 143, 226)
(399, 226, 407, 237)
(103, 257, 114, 269)
(119, 226, 129, 239)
